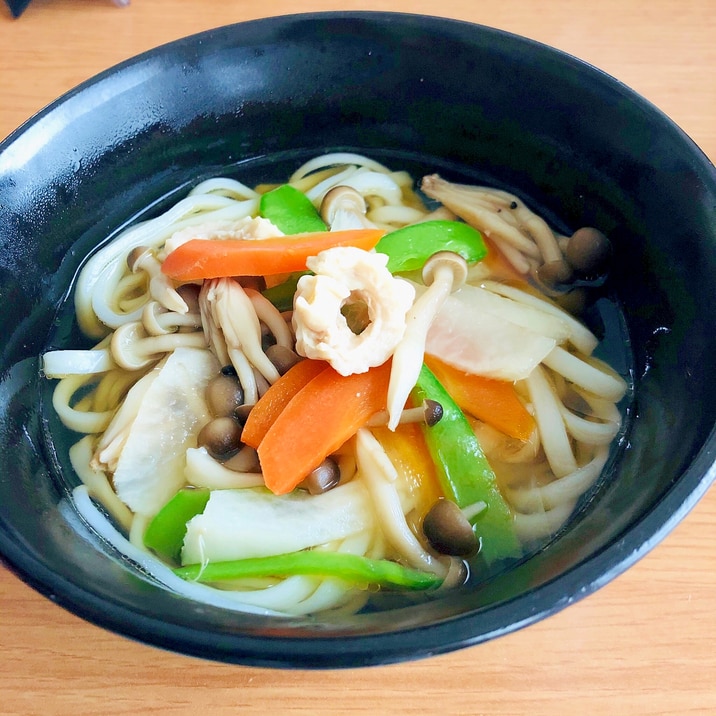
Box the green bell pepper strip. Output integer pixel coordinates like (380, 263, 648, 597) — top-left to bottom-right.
(259, 184, 327, 235)
(174, 551, 443, 591)
(261, 271, 307, 312)
(144, 488, 211, 563)
(375, 220, 487, 273)
(411, 364, 521, 565)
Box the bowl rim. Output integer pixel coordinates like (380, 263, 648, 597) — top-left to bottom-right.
(1, 10, 715, 669)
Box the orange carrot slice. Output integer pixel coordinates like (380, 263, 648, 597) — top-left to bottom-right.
(424, 355, 535, 441)
(257, 361, 392, 495)
(242, 358, 327, 449)
(161, 229, 385, 281)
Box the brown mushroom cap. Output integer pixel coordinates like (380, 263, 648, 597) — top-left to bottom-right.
(422, 399, 444, 427)
(197, 416, 244, 460)
(565, 227, 612, 275)
(222, 444, 261, 473)
(233, 403, 254, 425)
(206, 372, 245, 418)
(265, 344, 302, 376)
(299, 457, 341, 495)
(423, 499, 479, 557)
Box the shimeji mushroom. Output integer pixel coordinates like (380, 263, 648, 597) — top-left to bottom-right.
(264, 344, 302, 376)
(421, 175, 614, 295)
(421, 175, 575, 285)
(110, 320, 207, 371)
(421, 175, 542, 267)
(563, 227, 612, 276)
(127, 245, 189, 315)
(197, 416, 244, 460)
(422, 499, 486, 557)
(367, 399, 444, 428)
(205, 372, 245, 417)
(199, 278, 282, 405)
(298, 457, 342, 495)
(319, 185, 375, 231)
(385, 251, 468, 430)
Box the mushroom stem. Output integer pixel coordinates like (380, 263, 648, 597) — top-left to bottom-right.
(420, 175, 578, 285)
(246, 288, 294, 349)
(421, 175, 541, 259)
(319, 185, 375, 231)
(386, 252, 468, 431)
(461, 500, 488, 522)
(367, 399, 443, 427)
(199, 278, 281, 404)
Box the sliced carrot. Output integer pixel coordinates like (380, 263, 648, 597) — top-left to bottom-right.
(161, 229, 385, 281)
(424, 355, 535, 441)
(242, 358, 327, 449)
(257, 361, 392, 495)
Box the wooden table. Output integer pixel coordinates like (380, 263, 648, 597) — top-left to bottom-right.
(1, 1, 714, 714)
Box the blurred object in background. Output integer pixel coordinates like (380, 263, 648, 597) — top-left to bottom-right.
(4, 0, 32, 15)
(5, 0, 129, 17)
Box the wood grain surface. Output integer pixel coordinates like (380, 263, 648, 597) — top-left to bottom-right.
(1, 1, 715, 714)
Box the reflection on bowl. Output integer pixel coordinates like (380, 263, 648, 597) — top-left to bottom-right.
(0, 12, 715, 668)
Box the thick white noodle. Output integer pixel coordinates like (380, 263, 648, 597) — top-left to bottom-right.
(513, 501, 577, 542)
(52, 375, 114, 434)
(287, 532, 375, 615)
(42, 348, 115, 378)
(302, 166, 360, 204)
(184, 447, 264, 489)
(367, 204, 427, 227)
(288, 152, 393, 182)
(188, 177, 259, 200)
(71, 485, 375, 616)
(542, 347, 627, 402)
(558, 402, 621, 445)
(525, 365, 578, 477)
(69, 436, 133, 531)
(70, 485, 288, 616)
(505, 446, 609, 513)
(76, 193, 258, 337)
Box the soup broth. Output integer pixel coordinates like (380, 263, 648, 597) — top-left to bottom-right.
(40, 151, 633, 616)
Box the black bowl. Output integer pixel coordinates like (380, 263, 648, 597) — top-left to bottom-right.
(1, 12, 715, 669)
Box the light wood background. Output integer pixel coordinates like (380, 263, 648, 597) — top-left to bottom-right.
(1, 1, 715, 714)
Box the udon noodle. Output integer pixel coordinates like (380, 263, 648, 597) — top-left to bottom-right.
(42, 153, 629, 616)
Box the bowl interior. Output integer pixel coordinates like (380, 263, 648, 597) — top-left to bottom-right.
(1, 12, 715, 668)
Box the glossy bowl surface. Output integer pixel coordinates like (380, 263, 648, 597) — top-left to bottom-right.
(1, 12, 715, 668)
